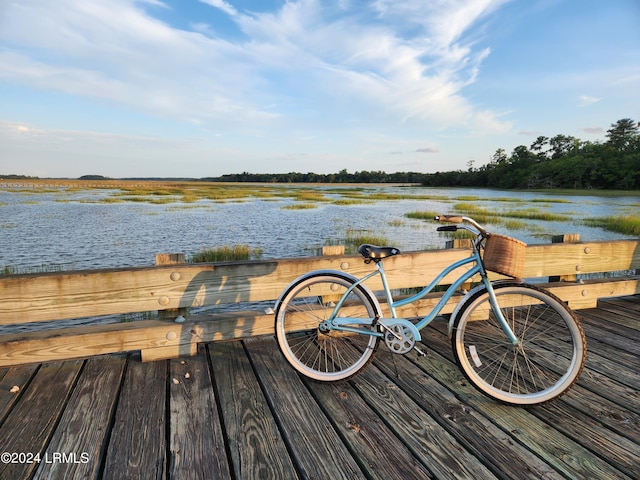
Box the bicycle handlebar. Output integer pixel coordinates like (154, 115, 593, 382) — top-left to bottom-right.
(435, 215, 463, 223)
(434, 215, 487, 236)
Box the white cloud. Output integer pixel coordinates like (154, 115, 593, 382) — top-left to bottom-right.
(200, 0, 239, 17)
(0, 0, 510, 134)
(578, 95, 601, 107)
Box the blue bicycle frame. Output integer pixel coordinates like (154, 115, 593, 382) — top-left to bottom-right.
(321, 244, 520, 346)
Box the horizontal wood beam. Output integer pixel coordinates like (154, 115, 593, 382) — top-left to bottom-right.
(1, 239, 638, 326)
(0, 276, 636, 367)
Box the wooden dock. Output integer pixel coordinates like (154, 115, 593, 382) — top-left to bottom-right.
(0, 295, 638, 480)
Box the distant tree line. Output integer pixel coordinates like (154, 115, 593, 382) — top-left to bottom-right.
(3, 118, 637, 190)
(202, 118, 639, 190)
(421, 118, 640, 189)
(200, 169, 427, 184)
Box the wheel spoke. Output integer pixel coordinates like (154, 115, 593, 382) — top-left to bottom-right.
(275, 275, 380, 381)
(454, 284, 586, 405)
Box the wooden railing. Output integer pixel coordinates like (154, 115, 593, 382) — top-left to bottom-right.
(1, 239, 638, 367)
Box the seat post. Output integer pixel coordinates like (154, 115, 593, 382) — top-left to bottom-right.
(376, 260, 397, 318)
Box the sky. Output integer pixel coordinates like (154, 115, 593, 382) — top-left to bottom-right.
(0, 0, 639, 178)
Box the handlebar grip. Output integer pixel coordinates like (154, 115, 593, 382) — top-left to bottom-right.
(435, 215, 463, 223)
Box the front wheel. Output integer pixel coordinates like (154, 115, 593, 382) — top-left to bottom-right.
(452, 283, 586, 405)
(275, 273, 380, 381)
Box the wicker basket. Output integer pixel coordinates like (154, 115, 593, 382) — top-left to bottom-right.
(483, 234, 527, 278)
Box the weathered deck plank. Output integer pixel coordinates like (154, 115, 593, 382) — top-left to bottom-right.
(208, 341, 296, 479)
(303, 370, 436, 480)
(0, 295, 638, 479)
(0, 360, 83, 480)
(168, 345, 231, 479)
(369, 337, 563, 480)
(244, 337, 367, 479)
(32, 355, 126, 480)
(102, 359, 167, 479)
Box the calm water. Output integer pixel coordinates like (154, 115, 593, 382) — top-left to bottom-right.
(1, 185, 639, 273)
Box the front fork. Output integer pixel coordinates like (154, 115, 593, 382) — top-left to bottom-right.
(481, 276, 520, 346)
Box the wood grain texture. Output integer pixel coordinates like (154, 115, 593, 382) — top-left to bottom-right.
(0, 364, 38, 421)
(209, 341, 298, 479)
(102, 359, 167, 480)
(31, 355, 126, 480)
(244, 336, 367, 479)
(370, 329, 563, 480)
(167, 344, 231, 479)
(304, 374, 435, 479)
(0, 360, 83, 480)
(350, 363, 499, 480)
(426, 322, 635, 480)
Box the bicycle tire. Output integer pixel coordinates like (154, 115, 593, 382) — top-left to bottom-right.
(275, 273, 380, 381)
(451, 283, 586, 405)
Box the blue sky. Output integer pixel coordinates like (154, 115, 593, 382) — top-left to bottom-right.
(1, 0, 639, 178)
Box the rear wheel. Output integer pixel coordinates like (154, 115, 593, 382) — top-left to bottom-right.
(275, 273, 380, 381)
(452, 283, 586, 405)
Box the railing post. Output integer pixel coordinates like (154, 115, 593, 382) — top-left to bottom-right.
(155, 253, 187, 321)
(320, 246, 345, 303)
(445, 238, 473, 290)
(320, 245, 345, 256)
(549, 234, 580, 282)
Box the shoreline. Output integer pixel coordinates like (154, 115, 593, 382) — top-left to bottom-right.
(1, 178, 639, 196)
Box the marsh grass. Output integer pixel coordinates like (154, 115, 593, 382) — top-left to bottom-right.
(281, 203, 318, 210)
(404, 210, 439, 221)
(529, 198, 572, 204)
(94, 182, 284, 204)
(189, 244, 263, 263)
(451, 203, 496, 224)
(387, 219, 406, 227)
(294, 190, 330, 202)
(345, 228, 389, 248)
(503, 209, 570, 221)
(583, 216, 640, 235)
(322, 229, 391, 254)
(2, 264, 65, 275)
(405, 203, 570, 230)
(332, 198, 372, 205)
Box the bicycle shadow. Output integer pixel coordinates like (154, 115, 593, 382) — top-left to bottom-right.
(174, 259, 278, 356)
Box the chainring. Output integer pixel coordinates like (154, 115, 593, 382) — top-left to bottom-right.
(384, 323, 416, 354)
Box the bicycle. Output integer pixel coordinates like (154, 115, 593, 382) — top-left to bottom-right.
(274, 215, 587, 405)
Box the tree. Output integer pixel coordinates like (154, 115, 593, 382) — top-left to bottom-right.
(491, 148, 507, 166)
(549, 134, 578, 159)
(530, 136, 549, 160)
(606, 118, 639, 150)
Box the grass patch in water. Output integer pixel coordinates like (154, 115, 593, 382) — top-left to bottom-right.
(404, 211, 439, 221)
(281, 203, 318, 210)
(323, 229, 391, 254)
(503, 219, 530, 230)
(583, 216, 640, 236)
(345, 229, 390, 248)
(406, 203, 570, 228)
(189, 244, 263, 263)
(2, 264, 65, 275)
(332, 198, 371, 205)
(503, 208, 570, 222)
(387, 219, 406, 227)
